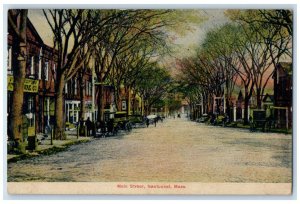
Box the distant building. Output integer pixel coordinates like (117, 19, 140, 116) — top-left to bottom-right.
(262, 93, 274, 118)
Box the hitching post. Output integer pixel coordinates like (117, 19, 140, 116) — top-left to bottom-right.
(50, 126, 53, 145)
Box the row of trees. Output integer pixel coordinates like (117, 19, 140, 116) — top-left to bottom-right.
(177, 9, 292, 124)
(9, 9, 206, 143)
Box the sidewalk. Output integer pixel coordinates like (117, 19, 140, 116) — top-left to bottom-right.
(7, 130, 92, 163)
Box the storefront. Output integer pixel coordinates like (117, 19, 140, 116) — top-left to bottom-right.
(7, 76, 39, 137)
(65, 100, 80, 124)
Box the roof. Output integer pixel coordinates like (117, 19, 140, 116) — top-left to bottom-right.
(27, 18, 44, 44)
(262, 93, 274, 103)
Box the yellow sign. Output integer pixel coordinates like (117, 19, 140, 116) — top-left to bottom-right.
(28, 127, 35, 136)
(7, 76, 39, 93)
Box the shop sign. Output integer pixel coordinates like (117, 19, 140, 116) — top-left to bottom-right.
(8, 76, 39, 93)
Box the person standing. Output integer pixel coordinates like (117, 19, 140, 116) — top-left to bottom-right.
(85, 117, 92, 136)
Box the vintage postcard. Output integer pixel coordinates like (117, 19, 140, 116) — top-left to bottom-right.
(6, 7, 293, 195)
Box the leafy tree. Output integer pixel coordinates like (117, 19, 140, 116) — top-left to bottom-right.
(92, 10, 170, 121)
(135, 66, 173, 115)
(43, 9, 100, 139)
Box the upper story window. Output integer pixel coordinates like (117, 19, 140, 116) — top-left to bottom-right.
(38, 48, 43, 80)
(52, 63, 56, 82)
(30, 56, 35, 78)
(89, 81, 92, 96)
(85, 80, 88, 96)
(65, 82, 68, 94)
(45, 61, 49, 81)
(74, 78, 77, 95)
(7, 46, 12, 74)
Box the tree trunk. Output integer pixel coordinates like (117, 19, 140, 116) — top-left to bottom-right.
(79, 76, 85, 120)
(132, 92, 136, 115)
(9, 10, 28, 151)
(97, 84, 104, 122)
(256, 88, 262, 109)
(54, 75, 66, 140)
(114, 87, 121, 111)
(243, 99, 249, 125)
(126, 87, 131, 116)
(10, 43, 27, 143)
(243, 82, 254, 125)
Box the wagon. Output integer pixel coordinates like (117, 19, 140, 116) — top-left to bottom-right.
(250, 110, 267, 132)
(114, 111, 132, 131)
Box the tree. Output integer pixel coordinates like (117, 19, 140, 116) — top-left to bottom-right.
(8, 9, 28, 150)
(92, 10, 170, 121)
(43, 9, 98, 139)
(135, 66, 173, 115)
(226, 10, 292, 111)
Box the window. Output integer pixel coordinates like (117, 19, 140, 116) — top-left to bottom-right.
(38, 48, 42, 79)
(27, 97, 35, 127)
(30, 56, 35, 76)
(74, 78, 77, 95)
(28, 97, 34, 112)
(65, 83, 68, 94)
(45, 61, 49, 81)
(88, 81, 91, 96)
(52, 63, 56, 81)
(86, 81, 88, 96)
(7, 46, 12, 74)
(38, 58, 42, 79)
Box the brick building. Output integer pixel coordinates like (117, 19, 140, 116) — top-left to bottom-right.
(7, 16, 58, 138)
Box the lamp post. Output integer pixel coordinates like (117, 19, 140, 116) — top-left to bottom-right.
(222, 81, 226, 115)
(91, 59, 95, 122)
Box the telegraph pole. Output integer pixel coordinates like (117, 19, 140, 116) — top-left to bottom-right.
(91, 58, 95, 122)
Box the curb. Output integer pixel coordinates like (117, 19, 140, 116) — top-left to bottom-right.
(7, 138, 91, 163)
(193, 120, 292, 134)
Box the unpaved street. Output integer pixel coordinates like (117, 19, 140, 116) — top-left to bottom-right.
(8, 117, 292, 182)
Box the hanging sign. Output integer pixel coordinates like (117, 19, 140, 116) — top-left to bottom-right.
(7, 76, 39, 93)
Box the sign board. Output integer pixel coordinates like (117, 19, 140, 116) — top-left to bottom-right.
(7, 76, 39, 93)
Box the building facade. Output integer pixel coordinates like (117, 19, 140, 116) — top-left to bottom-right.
(273, 62, 292, 128)
(7, 17, 58, 139)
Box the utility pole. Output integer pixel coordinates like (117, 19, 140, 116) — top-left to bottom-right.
(91, 58, 95, 122)
(223, 83, 226, 115)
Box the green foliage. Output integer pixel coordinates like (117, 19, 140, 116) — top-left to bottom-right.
(163, 10, 207, 36)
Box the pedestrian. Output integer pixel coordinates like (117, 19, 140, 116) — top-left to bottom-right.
(85, 117, 92, 136)
(154, 118, 157, 127)
(108, 119, 114, 135)
(146, 118, 150, 128)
